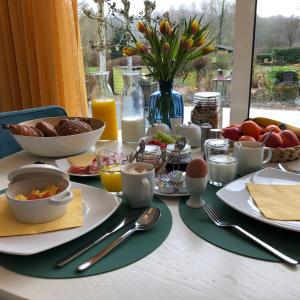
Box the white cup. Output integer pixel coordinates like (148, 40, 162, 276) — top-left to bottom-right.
(121, 162, 155, 208)
(234, 141, 272, 176)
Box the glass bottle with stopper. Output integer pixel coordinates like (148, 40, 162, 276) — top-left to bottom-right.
(121, 71, 145, 143)
(91, 72, 118, 141)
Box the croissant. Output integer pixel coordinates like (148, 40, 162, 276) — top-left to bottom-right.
(9, 124, 44, 137)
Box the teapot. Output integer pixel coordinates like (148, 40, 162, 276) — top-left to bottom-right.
(175, 122, 201, 148)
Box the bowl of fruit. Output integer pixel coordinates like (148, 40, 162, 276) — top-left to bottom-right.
(222, 117, 300, 162)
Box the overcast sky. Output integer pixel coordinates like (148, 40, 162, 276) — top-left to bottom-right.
(85, 0, 300, 17)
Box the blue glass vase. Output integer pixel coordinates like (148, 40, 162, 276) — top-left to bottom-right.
(148, 80, 184, 128)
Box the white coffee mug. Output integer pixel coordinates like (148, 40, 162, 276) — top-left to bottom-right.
(234, 141, 272, 176)
(121, 162, 155, 208)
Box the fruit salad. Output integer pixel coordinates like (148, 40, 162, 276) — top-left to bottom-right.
(148, 131, 182, 149)
(15, 185, 60, 200)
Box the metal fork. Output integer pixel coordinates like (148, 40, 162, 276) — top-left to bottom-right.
(202, 202, 298, 266)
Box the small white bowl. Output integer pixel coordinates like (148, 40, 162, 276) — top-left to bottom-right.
(11, 116, 105, 157)
(6, 164, 73, 224)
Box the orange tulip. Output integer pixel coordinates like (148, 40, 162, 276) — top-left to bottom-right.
(136, 42, 148, 53)
(123, 47, 138, 56)
(136, 21, 146, 33)
(191, 20, 199, 34)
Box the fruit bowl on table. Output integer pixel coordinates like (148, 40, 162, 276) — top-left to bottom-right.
(8, 116, 105, 157)
(222, 118, 300, 162)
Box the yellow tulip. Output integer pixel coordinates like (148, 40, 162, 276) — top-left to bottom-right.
(196, 36, 206, 47)
(159, 19, 171, 35)
(136, 42, 148, 53)
(191, 20, 199, 34)
(180, 35, 187, 47)
(186, 38, 194, 50)
(163, 42, 170, 52)
(123, 47, 138, 56)
(202, 46, 215, 55)
(167, 28, 174, 37)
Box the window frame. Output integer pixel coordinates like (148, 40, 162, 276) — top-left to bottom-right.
(230, 0, 257, 124)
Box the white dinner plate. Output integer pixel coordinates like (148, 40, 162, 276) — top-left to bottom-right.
(154, 178, 189, 197)
(0, 182, 121, 255)
(55, 158, 98, 177)
(217, 167, 300, 232)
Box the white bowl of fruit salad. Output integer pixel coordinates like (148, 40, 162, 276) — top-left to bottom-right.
(141, 131, 183, 149)
(6, 164, 72, 224)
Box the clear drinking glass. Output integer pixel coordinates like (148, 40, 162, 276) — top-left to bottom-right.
(121, 71, 145, 143)
(96, 146, 133, 192)
(205, 139, 237, 186)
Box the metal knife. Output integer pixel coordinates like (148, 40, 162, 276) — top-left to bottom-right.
(56, 210, 145, 268)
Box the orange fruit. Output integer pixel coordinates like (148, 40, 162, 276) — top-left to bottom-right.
(262, 124, 281, 134)
(238, 135, 256, 142)
(241, 120, 261, 139)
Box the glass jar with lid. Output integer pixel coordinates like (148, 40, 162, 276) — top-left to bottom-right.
(191, 92, 222, 129)
(91, 72, 118, 140)
(121, 71, 145, 143)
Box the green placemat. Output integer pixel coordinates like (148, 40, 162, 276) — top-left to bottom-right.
(0, 177, 172, 278)
(179, 184, 300, 262)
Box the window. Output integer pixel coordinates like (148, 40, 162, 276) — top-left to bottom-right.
(79, 0, 298, 128)
(79, 0, 236, 127)
(249, 0, 300, 127)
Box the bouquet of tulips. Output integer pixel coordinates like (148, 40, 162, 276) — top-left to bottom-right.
(123, 17, 215, 81)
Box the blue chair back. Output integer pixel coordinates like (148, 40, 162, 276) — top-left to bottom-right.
(0, 106, 67, 158)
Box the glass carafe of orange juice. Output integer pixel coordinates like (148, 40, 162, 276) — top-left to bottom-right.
(91, 72, 118, 140)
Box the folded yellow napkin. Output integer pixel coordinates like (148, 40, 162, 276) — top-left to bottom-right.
(247, 183, 300, 221)
(0, 189, 84, 237)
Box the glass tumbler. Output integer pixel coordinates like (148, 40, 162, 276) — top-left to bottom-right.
(205, 139, 237, 186)
(96, 146, 133, 192)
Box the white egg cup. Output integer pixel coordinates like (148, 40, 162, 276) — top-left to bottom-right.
(185, 175, 208, 208)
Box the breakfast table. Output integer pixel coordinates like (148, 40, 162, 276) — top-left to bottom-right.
(1, 143, 300, 300)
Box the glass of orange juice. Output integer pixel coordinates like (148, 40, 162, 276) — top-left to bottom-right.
(96, 146, 133, 192)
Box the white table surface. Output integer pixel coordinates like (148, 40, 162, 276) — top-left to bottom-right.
(1, 148, 300, 300)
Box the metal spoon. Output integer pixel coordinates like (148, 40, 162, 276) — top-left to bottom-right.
(154, 148, 167, 169)
(131, 139, 146, 162)
(77, 207, 161, 272)
(278, 163, 300, 174)
(156, 138, 187, 175)
(173, 137, 187, 170)
(261, 128, 273, 147)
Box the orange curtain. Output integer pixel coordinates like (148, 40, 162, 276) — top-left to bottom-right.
(0, 0, 88, 116)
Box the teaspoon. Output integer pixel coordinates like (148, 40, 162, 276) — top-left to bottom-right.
(77, 207, 161, 272)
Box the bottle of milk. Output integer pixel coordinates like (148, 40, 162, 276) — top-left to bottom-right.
(121, 71, 145, 143)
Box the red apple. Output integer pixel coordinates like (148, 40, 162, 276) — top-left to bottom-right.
(222, 126, 242, 141)
(258, 132, 283, 148)
(280, 130, 299, 148)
